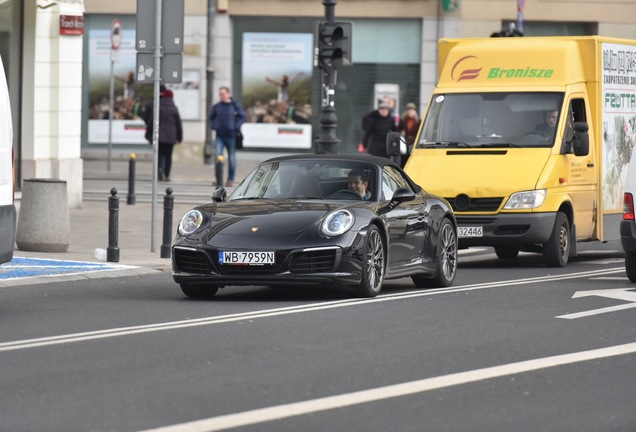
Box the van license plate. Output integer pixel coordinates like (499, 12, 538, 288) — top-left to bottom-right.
(458, 226, 483, 238)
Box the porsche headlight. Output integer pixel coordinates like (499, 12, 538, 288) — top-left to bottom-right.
(321, 210, 354, 237)
(503, 189, 546, 210)
(178, 210, 203, 236)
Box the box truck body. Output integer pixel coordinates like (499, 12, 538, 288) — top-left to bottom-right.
(401, 36, 636, 266)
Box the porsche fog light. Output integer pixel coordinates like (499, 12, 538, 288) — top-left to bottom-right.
(321, 210, 354, 236)
(503, 189, 546, 210)
(178, 210, 203, 236)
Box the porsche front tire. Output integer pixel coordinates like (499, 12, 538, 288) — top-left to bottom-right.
(180, 284, 220, 299)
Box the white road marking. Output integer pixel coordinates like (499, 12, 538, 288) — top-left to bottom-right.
(556, 288, 636, 319)
(457, 248, 489, 255)
(136, 342, 636, 432)
(0, 267, 624, 353)
(591, 276, 629, 281)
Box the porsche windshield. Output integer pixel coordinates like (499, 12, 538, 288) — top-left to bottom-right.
(229, 160, 376, 200)
(418, 92, 564, 148)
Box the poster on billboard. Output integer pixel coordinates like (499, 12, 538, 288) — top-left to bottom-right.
(373, 83, 400, 116)
(86, 22, 201, 144)
(601, 43, 636, 212)
(241, 32, 314, 149)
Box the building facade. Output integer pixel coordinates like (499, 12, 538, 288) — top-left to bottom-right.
(1, 0, 635, 206)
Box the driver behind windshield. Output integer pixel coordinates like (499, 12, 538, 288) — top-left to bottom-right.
(348, 169, 371, 200)
(535, 110, 558, 135)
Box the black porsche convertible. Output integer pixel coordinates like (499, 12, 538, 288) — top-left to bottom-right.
(172, 154, 458, 298)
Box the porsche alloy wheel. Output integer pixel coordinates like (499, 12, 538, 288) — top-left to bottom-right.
(355, 225, 385, 298)
(438, 219, 458, 285)
(413, 218, 457, 288)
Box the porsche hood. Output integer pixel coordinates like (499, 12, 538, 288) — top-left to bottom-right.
(195, 200, 352, 237)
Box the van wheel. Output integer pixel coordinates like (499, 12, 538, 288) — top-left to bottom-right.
(543, 212, 569, 267)
(495, 246, 519, 259)
(626, 252, 636, 282)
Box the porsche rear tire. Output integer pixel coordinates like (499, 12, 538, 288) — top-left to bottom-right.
(354, 225, 385, 298)
(412, 218, 458, 288)
(180, 284, 220, 299)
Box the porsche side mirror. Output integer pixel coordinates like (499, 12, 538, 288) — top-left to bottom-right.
(211, 187, 227, 202)
(380, 187, 416, 214)
(386, 131, 401, 156)
(392, 187, 416, 203)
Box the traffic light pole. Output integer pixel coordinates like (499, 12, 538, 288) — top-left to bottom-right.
(316, 0, 339, 154)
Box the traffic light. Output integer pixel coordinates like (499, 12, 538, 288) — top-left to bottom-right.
(316, 21, 353, 69)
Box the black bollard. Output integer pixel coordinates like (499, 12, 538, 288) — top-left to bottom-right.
(161, 188, 174, 258)
(215, 154, 224, 187)
(127, 152, 136, 205)
(107, 188, 120, 262)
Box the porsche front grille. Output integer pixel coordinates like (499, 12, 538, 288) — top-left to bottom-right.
(173, 248, 214, 274)
(290, 250, 336, 273)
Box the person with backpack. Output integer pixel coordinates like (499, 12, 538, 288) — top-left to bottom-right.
(208, 86, 246, 187)
(142, 85, 183, 182)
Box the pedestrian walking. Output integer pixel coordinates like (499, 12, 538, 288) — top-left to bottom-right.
(398, 102, 421, 168)
(142, 85, 183, 182)
(360, 102, 398, 160)
(208, 86, 246, 187)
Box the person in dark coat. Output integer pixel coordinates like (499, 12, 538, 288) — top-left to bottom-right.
(360, 102, 398, 159)
(398, 102, 421, 168)
(208, 86, 246, 187)
(143, 85, 183, 181)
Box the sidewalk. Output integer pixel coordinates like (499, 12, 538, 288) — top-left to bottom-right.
(13, 149, 289, 273)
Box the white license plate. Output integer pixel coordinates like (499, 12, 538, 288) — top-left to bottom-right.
(219, 251, 275, 265)
(458, 226, 483, 238)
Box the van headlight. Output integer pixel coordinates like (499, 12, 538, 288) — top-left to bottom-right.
(503, 189, 546, 209)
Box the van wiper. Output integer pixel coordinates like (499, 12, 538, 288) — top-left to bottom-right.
(419, 141, 471, 148)
(474, 142, 523, 148)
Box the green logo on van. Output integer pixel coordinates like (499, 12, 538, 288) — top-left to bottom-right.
(487, 67, 554, 79)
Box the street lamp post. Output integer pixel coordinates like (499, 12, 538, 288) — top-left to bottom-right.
(316, 0, 339, 154)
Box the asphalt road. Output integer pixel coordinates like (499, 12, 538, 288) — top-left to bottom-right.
(1, 246, 635, 432)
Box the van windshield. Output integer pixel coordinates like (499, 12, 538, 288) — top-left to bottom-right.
(418, 92, 564, 148)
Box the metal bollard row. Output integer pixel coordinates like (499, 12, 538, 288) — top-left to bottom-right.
(161, 188, 174, 259)
(107, 188, 120, 262)
(127, 152, 136, 205)
(107, 187, 175, 262)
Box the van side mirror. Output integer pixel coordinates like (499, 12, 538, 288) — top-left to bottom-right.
(386, 132, 401, 156)
(573, 121, 589, 156)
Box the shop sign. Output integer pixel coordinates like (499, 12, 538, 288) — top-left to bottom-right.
(60, 14, 84, 36)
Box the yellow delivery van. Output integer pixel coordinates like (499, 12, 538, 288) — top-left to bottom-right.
(0, 53, 15, 264)
(390, 36, 636, 267)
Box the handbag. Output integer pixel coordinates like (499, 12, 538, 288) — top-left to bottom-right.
(236, 129, 243, 149)
(231, 99, 243, 149)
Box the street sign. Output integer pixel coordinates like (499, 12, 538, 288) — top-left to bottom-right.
(136, 52, 183, 84)
(556, 288, 636, 319)
(111, 19, 122, 50)
(135, 0, 184, 53)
